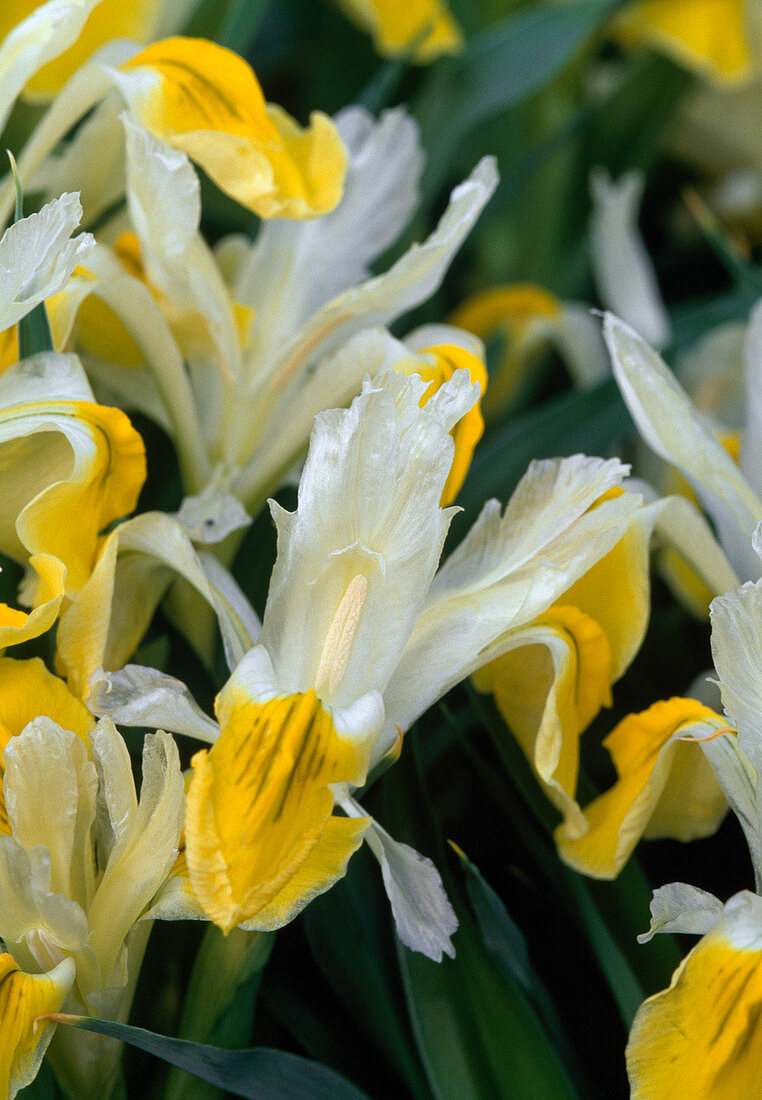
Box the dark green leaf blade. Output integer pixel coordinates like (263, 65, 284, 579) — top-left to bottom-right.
(414, 0, 621, 197)
(52, 1018, 370, 1100)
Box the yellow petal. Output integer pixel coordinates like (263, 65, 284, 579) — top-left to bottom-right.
(0, 326, 17, 370)
(627, 901, 762, 1098)
(5, 400, 145, 594)
(450, 284, 563, 418)
(616, 0, 754, 85)
(186, 690, 370, 932)
(0, 954, 75, 1100)
(0, 0, 164, 98)
(473, 604, 612, 832)
(557, 698, 728, 878)
(399, 342, 487, 504)
(0, 554, 65, 653)
(0, 656, 92, 834)
(119, 38, 347, 218)
(334, 0, 463, 61)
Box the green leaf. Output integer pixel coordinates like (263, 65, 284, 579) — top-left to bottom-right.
(303, 849, 432, 1099)
(413, 0, 621, 198)
(456, 377, 630, 529)
(398, 922, 577, 1100)
(53, 1017, 370, 1100)
(163, 928, 274, 1100)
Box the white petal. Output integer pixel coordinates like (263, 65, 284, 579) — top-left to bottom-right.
(0, 194, 93, 330)
(590, 170, 670, 348)
(235, 105, 423, 339)
(711, 579, 762, 758)
(4, 719, 97, 905)
(384, 456, 638, 732)
(605, 312, 762, 580)
(258, 371, 477, 704)
(121, 114, 241, 378)
(637, 883, 724, 943)
(0, 352, 93, 410)
(174, 490, 251, 545)
(89, 665, 220, 743)
(260, 157, 498, 387)
(365, 819, 457, 962)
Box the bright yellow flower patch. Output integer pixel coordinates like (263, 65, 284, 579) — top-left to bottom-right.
(186, 689, 370, 933)
(0, 954, 75, 1100)
(0, 657, 92, 833)
(335, 0, 463, 61)
(450, 284, 563, 419)
(557, 698, 728, 877)
(120, 38, 348, 218)
(617, 0, 754, 85)
(5, 401, 145, 594)
(627, 908, 762, 1098)
(474, 603, 613, 832)
(401, 343, 487, 504)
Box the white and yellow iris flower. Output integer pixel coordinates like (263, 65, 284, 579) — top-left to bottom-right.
(625, 560, 762, 1097)
(0, 657, 196, 1097)
(43, 105, 495, 508)
(92, 365, 654, 958)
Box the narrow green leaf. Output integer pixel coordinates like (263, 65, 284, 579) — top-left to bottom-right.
(398, 914, 577, 1100)
(413, 0, 621, 197)
(303, 849, 432, 1099)
(52, 1017, 370, 1100)
(456, 377, 630, 528)
(163, 928, 273, 1100)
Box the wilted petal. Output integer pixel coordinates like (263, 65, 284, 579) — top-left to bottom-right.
(638, 882, 725, 943)
(89, 665, 220, 743)
(366, 819, 457, 961)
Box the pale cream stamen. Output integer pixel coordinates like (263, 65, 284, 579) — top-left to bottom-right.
(314, 574, 369, 697)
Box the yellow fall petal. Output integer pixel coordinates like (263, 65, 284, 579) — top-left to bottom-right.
(473, 604, 613, 831)
(0, 326, 17, 370)
(186, 690, 370, 933)
(120, 38, 347, 218)
(5, 401, 145, 594)
(627, 912, 762, 1098)
(450, 284, 563, 419)
(557, 698, 728, 878)
(0, 954, 75, 1100)
(0, 656, 92, 834)
(0, 554, 65, 652)
(400, 343, 487, 504)
(334, 0, 463, 61)
(616, 0, 755, 85)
